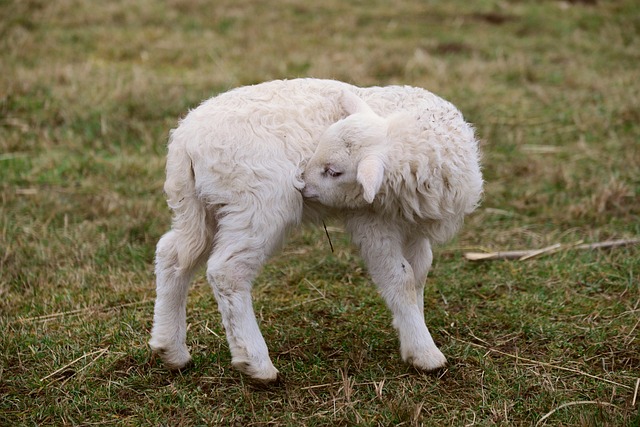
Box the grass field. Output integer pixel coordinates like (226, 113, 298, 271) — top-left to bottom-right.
(1, 0, 639, 425)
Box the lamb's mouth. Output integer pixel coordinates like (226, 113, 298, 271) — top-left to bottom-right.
(301, 187, 319, 200)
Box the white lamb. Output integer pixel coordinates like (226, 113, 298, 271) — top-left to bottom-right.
(149, 78, 483, 382)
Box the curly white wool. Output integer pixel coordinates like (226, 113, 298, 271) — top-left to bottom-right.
(149, 78, 483, 381)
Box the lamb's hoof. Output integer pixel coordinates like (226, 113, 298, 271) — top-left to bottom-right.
(406, 347, 447, 372)
(149, 340, 192, 370)
(231, 358, 280, 383)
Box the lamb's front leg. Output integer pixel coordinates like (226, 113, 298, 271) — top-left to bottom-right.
(378, 260, 447, 371)
(403, 236, 434, 318)
(347, 217, 446, 371)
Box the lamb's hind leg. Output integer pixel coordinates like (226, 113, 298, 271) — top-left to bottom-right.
(347, 216, 446, 371)
(206, 208, 293, 382)
(149, 228, 211, 369)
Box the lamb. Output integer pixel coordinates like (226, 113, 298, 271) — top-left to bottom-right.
(149, 78, 483, 382)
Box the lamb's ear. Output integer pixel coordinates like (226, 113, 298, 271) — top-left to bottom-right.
(341, 90, 377, 117)
(357, 154, 386, 203)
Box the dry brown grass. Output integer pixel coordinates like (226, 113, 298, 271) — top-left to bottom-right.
(1, 0, 639, 425)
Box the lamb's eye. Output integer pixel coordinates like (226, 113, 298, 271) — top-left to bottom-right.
(324, 167, 343, 178)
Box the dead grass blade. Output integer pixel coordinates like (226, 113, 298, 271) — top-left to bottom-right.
(16, 300, 153, 323)
(322, 220, 335, 253)
(464, 238, 640, 261)
(341, 368, 354, 403)
(40, 347, 109, 383)
(300, 374, 411, 391)
(535, 400, 620, 426)
(517, 243, 563, 261)
(451, 333, 633, 391)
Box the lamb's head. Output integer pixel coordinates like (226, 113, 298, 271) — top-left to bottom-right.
(302, 91, 389, 209)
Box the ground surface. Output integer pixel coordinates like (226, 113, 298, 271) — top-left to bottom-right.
(1, 0, 639, 425)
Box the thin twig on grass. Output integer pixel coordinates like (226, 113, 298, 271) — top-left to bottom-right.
(464, 238, 640, 261)
(535, 400, 620, 426)
(203, 321, 221, 338)
(40, 347, 109, 382)
(21, 307, 89, 322)
(17, 300, 153, 323)
(625, 318, 640, 345)
(633, 378, 640, 407)
(300, 373, 411, 391)
(450, 333, 633, 391)
(517, 243, 563, 261)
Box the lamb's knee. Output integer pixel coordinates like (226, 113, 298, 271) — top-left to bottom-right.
(156, 231, 179, 264)
(207, 243, 265, 284)
(157, 223, 212, 273)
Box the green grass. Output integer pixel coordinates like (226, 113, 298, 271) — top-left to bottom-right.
(1, 0, 639, 425)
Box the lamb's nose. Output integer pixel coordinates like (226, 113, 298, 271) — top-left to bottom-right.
(301, 186, 318, 199)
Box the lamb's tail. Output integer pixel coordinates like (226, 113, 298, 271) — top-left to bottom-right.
(162, 129, 212, 270)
